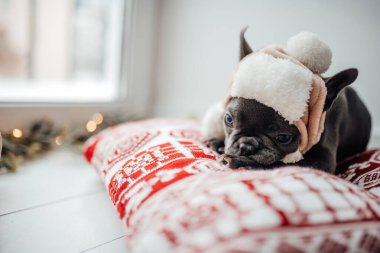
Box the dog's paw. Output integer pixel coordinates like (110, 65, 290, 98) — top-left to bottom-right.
(205, 139, 225, 154)
(221, 154, 282, 170)
(221, 155, 250, 169)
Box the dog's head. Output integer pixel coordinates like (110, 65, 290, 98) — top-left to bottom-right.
(223, 97, 300, 168)
(223, 28, 358, 169)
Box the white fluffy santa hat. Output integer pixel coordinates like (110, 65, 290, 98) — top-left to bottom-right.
(231, 32, 331, 123)
(203, 31, 331, 163)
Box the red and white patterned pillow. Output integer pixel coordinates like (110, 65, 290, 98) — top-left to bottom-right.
(337, 149, 380, 197)
(84, 119, 380, 253)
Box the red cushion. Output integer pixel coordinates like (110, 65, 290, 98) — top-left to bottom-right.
(84, 119, 380, 253)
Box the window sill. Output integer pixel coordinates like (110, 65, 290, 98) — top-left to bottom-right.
(0, 79, 119, 103)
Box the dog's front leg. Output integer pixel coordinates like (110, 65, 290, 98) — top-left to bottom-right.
(221, 155, 282, 170)
(222, 155, 255, 169)
(296, 146, 336, 173)
(206, 138, 225, 154)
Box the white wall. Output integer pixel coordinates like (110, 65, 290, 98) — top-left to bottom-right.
(151, 0, 380, 138)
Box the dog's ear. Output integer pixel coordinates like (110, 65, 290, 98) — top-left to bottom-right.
(324, 68, 358, 110)
(240, 26, 253, 60)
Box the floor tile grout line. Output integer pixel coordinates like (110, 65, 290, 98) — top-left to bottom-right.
(0, 190, 105, 217)
(79, 235, 127, 253)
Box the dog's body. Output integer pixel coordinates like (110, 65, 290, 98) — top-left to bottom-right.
(298, 86, 371, 172)
(203, 30, 371, 174)
(299, 87, 371, 173)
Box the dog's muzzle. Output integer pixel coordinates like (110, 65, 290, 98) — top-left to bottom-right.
(238, 141, 259, 156)
(224, 136, 279, 168)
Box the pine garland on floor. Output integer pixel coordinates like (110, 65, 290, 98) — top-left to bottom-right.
(0, 114, 133, 172)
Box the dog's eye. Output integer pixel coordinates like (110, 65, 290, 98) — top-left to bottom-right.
(224, 113, 234, 127)
(276, 134, 293, 144)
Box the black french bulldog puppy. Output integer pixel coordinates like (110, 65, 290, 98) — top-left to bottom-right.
(222, 82, 371, 173)
(207, 31, 371, 174)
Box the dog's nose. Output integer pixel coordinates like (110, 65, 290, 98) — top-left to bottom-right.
(239, 142, 257, 156)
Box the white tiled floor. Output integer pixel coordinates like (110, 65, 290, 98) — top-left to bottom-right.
(0, 149, 128, 253)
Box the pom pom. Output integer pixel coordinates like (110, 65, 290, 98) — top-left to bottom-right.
(287, 32, 332, 74)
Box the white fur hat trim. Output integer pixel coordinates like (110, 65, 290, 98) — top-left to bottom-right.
(231, 53, 313, 122)
(281, 149, 303, 164)
(201, 101, 225, 140)
(287, 32, 332, 74)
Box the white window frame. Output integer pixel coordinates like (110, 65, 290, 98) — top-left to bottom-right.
(0, 0, 159, 130)
(0, 0, 127, 104)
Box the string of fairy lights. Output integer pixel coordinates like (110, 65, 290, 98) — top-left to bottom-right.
(10, 113, 104, 140)
(0, 112, 132, 172)
(86, 113, 104, 133)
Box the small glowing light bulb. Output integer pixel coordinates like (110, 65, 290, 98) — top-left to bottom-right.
(92, 113, 103, 125)
(55, 135, 64, 146)
(12, 128, 23, 138)
(86, 120, 97, 132)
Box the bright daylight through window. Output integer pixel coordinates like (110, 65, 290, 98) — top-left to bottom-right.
(0, 0, 125, 103)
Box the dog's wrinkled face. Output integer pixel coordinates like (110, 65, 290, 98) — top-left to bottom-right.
(224, 97, 300, 169)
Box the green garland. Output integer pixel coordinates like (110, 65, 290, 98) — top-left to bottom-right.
(0, 114, 133, 172)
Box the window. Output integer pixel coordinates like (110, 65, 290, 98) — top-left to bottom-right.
(0, 0, 126, 103)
